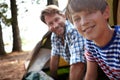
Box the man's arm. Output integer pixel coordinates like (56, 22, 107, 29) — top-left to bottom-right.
(85, 61, 98, 80)
(50, 55, 60, 80)
(69, 62, 85, 80)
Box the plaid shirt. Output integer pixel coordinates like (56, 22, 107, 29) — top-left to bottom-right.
(51, 20, 85, 65)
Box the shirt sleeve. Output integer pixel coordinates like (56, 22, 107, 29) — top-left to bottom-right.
(68, 29, 86, 64)
(84, 49, 95, 62)
(51, 33, 60, 56)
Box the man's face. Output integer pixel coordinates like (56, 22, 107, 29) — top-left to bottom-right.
(44, 13, 66, 37)
(71, 8, 109, 41)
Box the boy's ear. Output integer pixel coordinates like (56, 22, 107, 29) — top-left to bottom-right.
(103, 6, 110, 20)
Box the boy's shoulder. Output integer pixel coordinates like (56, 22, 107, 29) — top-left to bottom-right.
(114, 25, 120, 33)
(113, 25, 120, 28)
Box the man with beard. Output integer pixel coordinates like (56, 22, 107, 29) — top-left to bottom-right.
(40, 5, 86, 80)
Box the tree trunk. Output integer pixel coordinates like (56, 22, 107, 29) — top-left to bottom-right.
(47, 0, 58, 5)
(47, 0, 54, 5)
(0, 22, 6, 55)
(10, 0, 22, 52)
(117, 0, 120, 25)
(113, 0, 118, 25)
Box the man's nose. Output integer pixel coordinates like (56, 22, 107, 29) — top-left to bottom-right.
(53, 22, 59, 29)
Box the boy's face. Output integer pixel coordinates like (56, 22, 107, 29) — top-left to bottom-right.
(71, 8, 109, 41)
(44, 13, 66, 37)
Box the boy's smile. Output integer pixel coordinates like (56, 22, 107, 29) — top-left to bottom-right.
(82, 25, 95, 33)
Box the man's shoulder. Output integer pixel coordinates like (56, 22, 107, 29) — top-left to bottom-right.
(65, 22, 78, 35)
(65, 20, 74, 30)
(51, 32, 60, 40)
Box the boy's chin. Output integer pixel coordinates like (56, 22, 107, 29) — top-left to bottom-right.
(85, 36, 93, 41)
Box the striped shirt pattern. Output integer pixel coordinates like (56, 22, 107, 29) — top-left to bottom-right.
(51, 20, 85, 65)
(85, 25, 120, 80)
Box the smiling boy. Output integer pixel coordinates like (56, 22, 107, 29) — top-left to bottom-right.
(68, 0, 120, 80)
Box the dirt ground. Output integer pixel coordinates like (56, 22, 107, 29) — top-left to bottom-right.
(0, 51, 30, 80)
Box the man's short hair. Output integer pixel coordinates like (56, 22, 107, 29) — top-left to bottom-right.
(40, 5, 62, 23)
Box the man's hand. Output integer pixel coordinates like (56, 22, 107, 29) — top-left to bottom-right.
(50, 55, 60, 80)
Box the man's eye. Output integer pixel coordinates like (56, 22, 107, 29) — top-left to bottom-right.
(48, 23, 53, 26)
(55, 18, 60, 22)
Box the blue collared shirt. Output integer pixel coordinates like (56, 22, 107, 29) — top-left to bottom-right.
(51, 20, 85, 65)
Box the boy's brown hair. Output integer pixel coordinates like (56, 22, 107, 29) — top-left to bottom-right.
(68, 0, 108, 14)
(40, 5, 62, 23)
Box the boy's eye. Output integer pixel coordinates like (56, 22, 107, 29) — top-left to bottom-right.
(73, 17, 81, 23)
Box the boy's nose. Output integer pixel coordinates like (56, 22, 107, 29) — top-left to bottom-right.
(80, 17, 89, 26)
